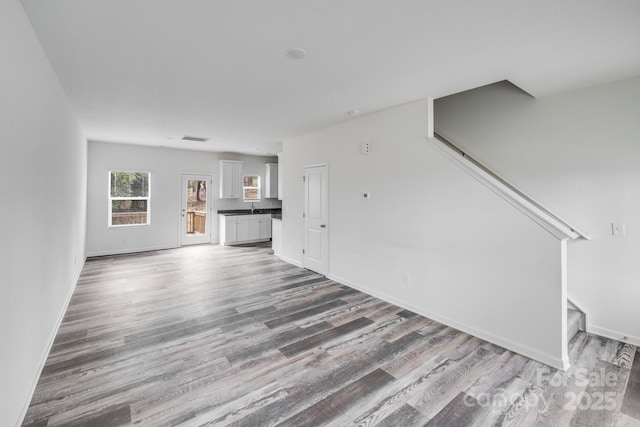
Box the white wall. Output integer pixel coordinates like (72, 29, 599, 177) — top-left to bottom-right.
(281, 100, 568, 369)
(435, 77, 640, 346)
(87, 142, 280, 256)
(0, 1, 87, 425)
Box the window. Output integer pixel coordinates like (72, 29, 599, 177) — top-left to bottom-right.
(109, 171, 150, 227)
(243, 175, 260, 201)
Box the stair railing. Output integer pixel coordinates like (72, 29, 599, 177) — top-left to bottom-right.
(429, 132, 591, 241)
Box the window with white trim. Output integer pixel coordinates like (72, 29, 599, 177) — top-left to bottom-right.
(109, 171, 150, 227)
(243, 175, 260, 201)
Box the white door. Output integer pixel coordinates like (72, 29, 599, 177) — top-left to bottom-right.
(180, 174, 212, 245)
(304, 165, 328, 275)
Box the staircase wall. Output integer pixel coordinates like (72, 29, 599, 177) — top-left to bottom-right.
(435, 76, 640, 346)
(282, 99, 569, 369)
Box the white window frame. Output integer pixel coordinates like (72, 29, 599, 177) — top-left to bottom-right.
(243, 174, 261, 202)
(108, 171, 151, 227)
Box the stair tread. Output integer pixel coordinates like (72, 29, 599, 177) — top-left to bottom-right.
(568, 308, 582, 320)
(568, 307, 584, 344)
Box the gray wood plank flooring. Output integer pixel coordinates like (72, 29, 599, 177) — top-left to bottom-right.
(22, 244, 640, 426)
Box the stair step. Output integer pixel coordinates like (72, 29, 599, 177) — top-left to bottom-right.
(568, 308, 584, 343)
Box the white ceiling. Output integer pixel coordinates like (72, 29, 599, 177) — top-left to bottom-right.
(20, 0, 640, 155)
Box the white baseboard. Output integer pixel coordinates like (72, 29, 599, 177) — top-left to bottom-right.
(588, 324, 640, 348)
(277, 254, 303, 268)
(221, 238, 270, 246)
(15, 258, 85, 427)
(86, 244, 178, 258)
(328, 273, 570, 371)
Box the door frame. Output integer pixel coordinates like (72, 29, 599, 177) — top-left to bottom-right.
(303, 163, 329, 275)
(180, 173, 213, 246)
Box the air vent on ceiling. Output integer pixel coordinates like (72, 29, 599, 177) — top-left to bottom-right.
(181, 135, 209, 142)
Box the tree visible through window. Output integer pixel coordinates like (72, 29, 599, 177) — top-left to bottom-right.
(109, 171, 150, 226)
(243, 175, 260, 201)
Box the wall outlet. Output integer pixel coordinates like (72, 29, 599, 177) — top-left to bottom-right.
(363, 193, 371, 199)
(612, 222, 626, 237)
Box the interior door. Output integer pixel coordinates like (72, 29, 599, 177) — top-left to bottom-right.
(304, 165, 328, 275)
(180, 174, 212, 245)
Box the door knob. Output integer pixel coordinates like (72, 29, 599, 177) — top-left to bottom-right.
(320, 224, 326, 228)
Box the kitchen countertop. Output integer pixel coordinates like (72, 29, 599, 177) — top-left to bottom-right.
(218, 208, 282, 217)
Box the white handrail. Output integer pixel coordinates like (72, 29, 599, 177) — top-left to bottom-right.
(428, 133, 591, 241)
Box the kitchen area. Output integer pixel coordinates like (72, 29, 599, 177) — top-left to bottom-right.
(217, 157, 283, 255)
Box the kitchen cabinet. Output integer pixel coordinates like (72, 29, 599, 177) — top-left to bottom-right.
(219, 214, 272, 245)
(257, 216, 272, 239)
(265, 163, 278, 199)
(219, 160, 243, 198)
(221, 215, 239, 243)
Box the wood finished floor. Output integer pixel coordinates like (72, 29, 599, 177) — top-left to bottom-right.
(23, 244, 640, 427)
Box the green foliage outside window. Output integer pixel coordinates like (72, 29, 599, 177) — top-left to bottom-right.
(109, 171, 150, 226)
(243, 175, 260, 201)
(110, 172, 149, 197)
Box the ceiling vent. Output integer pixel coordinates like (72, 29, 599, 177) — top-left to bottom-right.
(181, 135, 209, 142)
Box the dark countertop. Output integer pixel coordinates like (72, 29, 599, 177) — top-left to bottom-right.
(271, 214, 282, 220)
(218, 208, 282, 217)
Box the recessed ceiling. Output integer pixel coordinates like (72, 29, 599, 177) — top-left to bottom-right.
(20, 0, 640, 155)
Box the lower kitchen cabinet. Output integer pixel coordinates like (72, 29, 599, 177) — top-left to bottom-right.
(219, 214, 272, 245)
(257, 216, 272, 240)
(271, 218, 282, 256)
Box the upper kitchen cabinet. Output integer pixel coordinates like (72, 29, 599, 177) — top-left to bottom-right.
(265, 163, 278, 199)
(219, 160, 243, 198)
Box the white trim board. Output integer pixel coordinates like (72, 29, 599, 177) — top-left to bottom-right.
(274, 253, 570, 370)
(15, 259, 85, 427)
(276, 254, 303, 268)
(427, 136, 589, 241)
(327, 273, 570, 371)
(588, 325, 640, 348)
(86, 244, 183, 258)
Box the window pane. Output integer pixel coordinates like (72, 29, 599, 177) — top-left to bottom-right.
(187, 180, 206, 210)
(244, 188, 259, 200)
(243, 175, 259, 187)
(111, 199, 148, 225)
(110, 172, 149, 197)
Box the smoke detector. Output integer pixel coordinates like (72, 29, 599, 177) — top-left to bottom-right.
(285, 47, 307, 60)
